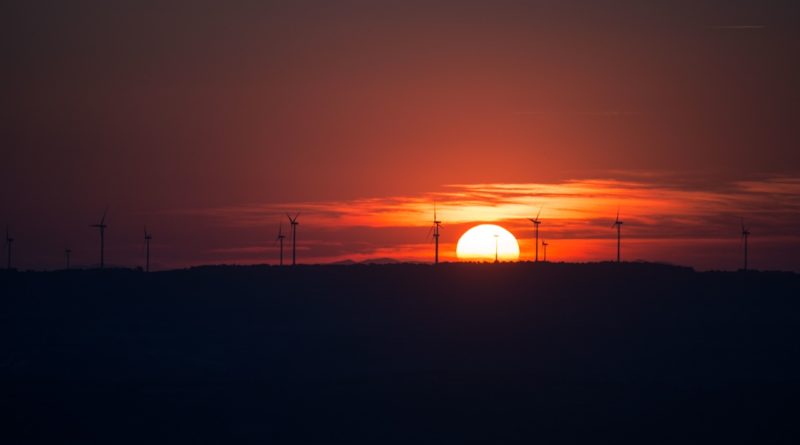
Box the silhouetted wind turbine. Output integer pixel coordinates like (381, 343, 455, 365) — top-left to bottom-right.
(5, 226, 13, 270)
(90, 208, 108, 269)
(65, 248, 72, 270)
(612, 209, 623, 263)
(426, 203, 442, 265)
(287, 213, 299, 266)
(275, 221, 286, 266)
(144, 227, 152, 272)
(741, 219, 750, 271)
(494, 233, 499, 263)
(528, 207, 542, 262)
(542, 240, 549, 262)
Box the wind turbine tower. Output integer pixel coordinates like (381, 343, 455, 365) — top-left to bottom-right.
(542, 240, 549, 262)
(741, 219, 750, 271)
(287, 213, 299, 266)
(528, 208, 542, 262)
(65, 248, 72, 270)
(276, 222, 286, 266)
(5, 227, 13, 270)
(494, 233, 499, 263)
(429, 203, 442, 265)
(612, 209, 623, 263)
(90, 209, 108, 269)
(144, 227, 152, 272)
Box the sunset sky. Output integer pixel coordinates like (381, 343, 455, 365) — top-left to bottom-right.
(3, 1, 799, 271)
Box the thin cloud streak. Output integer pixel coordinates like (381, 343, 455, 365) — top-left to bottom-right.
(710, 25, 767, 30)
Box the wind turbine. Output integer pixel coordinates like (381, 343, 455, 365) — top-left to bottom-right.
(65, 248, 72, 270)
(528, 207, 542, 262)
(494, 233, 499, 263)
(612, 209, 623, 263)
(144, 227, 152, 272)
(5, 226, 13, 270)
(287, 213, 299, 266)
(90, 208, 108, 269)
(426, 203, 442, 265)
(741, 219, 750, 271)
(275, 221, 286, 266)
(542, 240, 549, 262)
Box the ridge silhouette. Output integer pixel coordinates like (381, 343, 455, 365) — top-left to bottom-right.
(2, 262, 798, 443)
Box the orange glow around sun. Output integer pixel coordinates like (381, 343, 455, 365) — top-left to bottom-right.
(456, 224, 520, 262)
(197, 178, 800, 271)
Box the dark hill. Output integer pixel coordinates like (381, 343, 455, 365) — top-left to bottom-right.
(2, 263, 800, 444)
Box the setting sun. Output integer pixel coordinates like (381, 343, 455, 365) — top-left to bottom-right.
(456, 224, 520, 262)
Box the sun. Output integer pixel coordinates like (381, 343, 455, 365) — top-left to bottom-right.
(456, 224, 520, 262)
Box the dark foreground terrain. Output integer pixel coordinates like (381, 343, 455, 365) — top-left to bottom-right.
(2, 262, 800, 444)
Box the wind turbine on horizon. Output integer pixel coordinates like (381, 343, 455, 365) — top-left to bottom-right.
(542, 240, 549, 262)
(494, 233, 499, 263)
(65, 248, 72, 270)
(427, 203, 442, 265)
(5, 226, 13, 270)
(612, 209, 623, 263)
(528, 207, 542, 262)
(741, 219, 751, 271)
(287, 213, 299, 266)
(90, 208, 108, 269)
(144, 227, 152, 272)
(275, 221, 286, 266)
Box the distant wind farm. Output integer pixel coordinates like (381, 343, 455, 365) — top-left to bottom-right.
(0, 193, 770, 273)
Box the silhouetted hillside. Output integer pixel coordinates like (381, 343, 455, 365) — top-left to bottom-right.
(330, 257, 404, 265)
(2, 263, 799, 444)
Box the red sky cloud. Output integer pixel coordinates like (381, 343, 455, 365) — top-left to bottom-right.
(3, 176, 797, 271)
(177, 176, 800, 271)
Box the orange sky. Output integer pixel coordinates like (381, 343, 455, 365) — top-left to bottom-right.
(173, 176, 800, 271)
(3, 175, 800, 271)
(2, 1, 799, 271)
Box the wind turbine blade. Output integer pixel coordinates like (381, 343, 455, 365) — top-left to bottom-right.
(101, 207, 108, 225)
(425, 224, 434, 241)
(536, 206, 542, 220)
